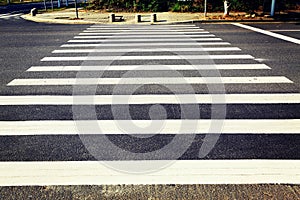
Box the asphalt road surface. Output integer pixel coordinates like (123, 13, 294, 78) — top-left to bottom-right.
(0, 2, 45, 17)
(0, 14, 299, 199)
(0, 0, 80, 19)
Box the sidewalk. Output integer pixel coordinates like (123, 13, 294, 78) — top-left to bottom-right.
(21, 8, 300, 24)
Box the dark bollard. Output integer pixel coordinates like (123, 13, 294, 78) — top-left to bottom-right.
(30, 8, 38, 17)
(110, 13, 115, 23)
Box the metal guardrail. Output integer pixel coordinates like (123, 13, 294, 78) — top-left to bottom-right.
(0, 0, 43, 6)
(0, 0, 87, 7)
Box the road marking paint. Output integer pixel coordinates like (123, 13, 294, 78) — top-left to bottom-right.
(269, 29, 300, 32)
(79, 31, 211, 35)
(91, 24, 197, 27)
(0, 119, 299, 135)
(61, 42, 231, 47)
(67, 38, 222, 43)
(52, 47, 241, 53)
(41, 55, 253, 61)
(232, 23, 300, 45)
(74, 34, 216, 38)
(27, 64, 270, 71)
(0, 13, 21, 19)
(83, 29, 210, 35)
(84, 29, 205, 32)
(7, 76, 292, 86)
(87, 27, 203, 30)
(0, 93, 299, 105)
(153, 24, 198, 27)
(0, 160, 299, 185)
(155, 24, 198, 27)
(0, 13, 10, 17)
(88, 26, 200, 28)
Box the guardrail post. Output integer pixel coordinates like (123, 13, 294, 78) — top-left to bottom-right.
(43, 0, 47, 11)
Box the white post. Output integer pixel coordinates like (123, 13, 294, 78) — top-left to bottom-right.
(270, 0, 276, 16)
(223, 0, 230, 16)
(44, 0, 47, 11)
(51, 0, 54, 11)
(204, 0, 207, 17)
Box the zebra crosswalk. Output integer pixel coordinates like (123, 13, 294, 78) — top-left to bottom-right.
(1, 24, 299, 186)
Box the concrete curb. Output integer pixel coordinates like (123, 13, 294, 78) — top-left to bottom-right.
(21, 13, 300, 25)
(21, 14, 96, 24)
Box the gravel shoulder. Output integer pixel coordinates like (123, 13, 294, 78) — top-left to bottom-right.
(1, 184, 300, 199)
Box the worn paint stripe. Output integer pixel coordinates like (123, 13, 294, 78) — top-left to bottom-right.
(0, 119, 299, 135)
(0, 93, 299, 105)
(0, 160, 299, 185)
(8, 76, 292, 86)
(41, 55, 253, 61)
(27, 64, 270, 72)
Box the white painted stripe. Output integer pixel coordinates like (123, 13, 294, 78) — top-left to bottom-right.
(7, 76, 292, 86)
(27, 64, 270, 72)
(0, 13, 10, 17)
(79, 31, 211, 35)
(67, 38, 222, 43)
(9, 13, 21, 17)
(0, 119, 299, 135)
(61, 42, 231, 47)
(155, 24, 198, 27)
(87, 27, 202, 30)
(0, 13, 21, 19)
(89, 24, 199, 27)
(52, 47, 241, 53)
(232, 23, 300, 45)
(74, 34, 216, 38)
(151, 24, 198, 27)
(0, 160, 299, 185)
(91, 24, 197, 28)
(87, 26, 202, 29)
(89, 25, 199, 27)
(269, 29, 300, 32)
(41, 55, 253, 61)
(83, 30, 207, 35)
(1, 93, 299, 105)
(84, 29, 205, 32)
